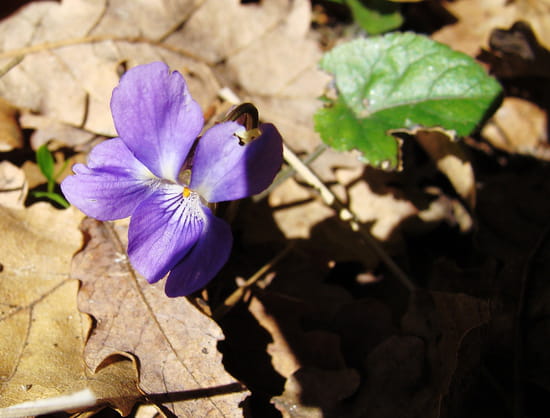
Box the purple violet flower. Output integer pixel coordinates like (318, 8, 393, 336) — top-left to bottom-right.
(61, 62, 283, 297)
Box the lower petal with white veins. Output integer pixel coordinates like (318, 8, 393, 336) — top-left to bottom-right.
(165, 206, 232, 297)
(127, 184, 205, 283)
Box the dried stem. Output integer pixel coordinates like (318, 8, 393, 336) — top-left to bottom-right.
(0, 389, 96, 417)
(282, 143, 416, 292)
(213, 243, 294, 320)
(0, 35, 208, 65)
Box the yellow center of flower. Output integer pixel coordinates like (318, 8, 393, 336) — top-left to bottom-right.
(183, 186, 191, 198)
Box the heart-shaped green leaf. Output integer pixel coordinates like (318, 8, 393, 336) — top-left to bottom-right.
(314, 33, 503, 170)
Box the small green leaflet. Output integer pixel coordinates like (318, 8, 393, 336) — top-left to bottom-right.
(36, 144, 55, 181)
(314, 33, 503, 170)
(33, 144, 70, 207)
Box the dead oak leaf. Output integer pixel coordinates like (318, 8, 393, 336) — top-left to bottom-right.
(0, 282, 140, 416)
(0, 203, 140, 415)
(0, 0, 222, 142)
(166, 0, 291, 65)
(0, 204, 83, 306)
(401, 290, 491, 415)
(73, 218, 248, 417)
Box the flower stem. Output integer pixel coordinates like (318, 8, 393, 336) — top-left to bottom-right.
(282, 143, 416, 292)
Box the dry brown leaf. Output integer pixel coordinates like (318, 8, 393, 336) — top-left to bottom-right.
(345, 170, 418, 241)
(482, 96, 550, 159)
(0, 204, 140, 415)
(401, 290, 491, 415)
(0, 97, 22, 152)
(412, 128, 476, 208)
(434, 0, 513, 56)
(353, 335, 435, 418)
(269, 177, 334, 239)
(435, 0, 550, 53)
(0, 0, 221, 142)
(331, 298, 396, 368)
(0, 0, 327, 155)
(481, 21, 550, 79)
(272, 367, 360, 418)
(416, 190, 473, 233)
(345, 291, 490, 417)
(0, 161, 27, 208)
(19, 113, 99, 151)
(73, 218, 248, 417)
(166, 0, 290, 65)
(247, 295, 304, 378)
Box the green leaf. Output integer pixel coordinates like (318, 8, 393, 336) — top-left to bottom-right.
(31, 191, 70, 208)
(36, 144, 55, 181)
(314, 33, 503, 170)
(346, 0, 403, 35)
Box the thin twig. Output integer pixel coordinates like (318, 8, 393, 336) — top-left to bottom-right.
(283, 144, 416, 292)
(253, 143, 328, 201)
(0, 389, 96, 417)
(213, 243, 294, 320)
(0, 35, 209, 64)
(0, 56, 24, 78)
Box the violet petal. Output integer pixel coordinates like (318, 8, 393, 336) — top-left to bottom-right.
(110, 62, 203, 182)
(165, 206, 232, 297)
(61, 138, 155, 220)
(191, 122, 283, 202)
(128, 184, 204, 283)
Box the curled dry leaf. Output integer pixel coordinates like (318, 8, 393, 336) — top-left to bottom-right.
(482, 97, 550, 159)
(73, 218, 248, 417)
(0, 204, 140, 415)
(482, 21, 550, 79)
(345, 170, 418, 241)
(19, 112, 99, 151)
(412, 127, 476, 209)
